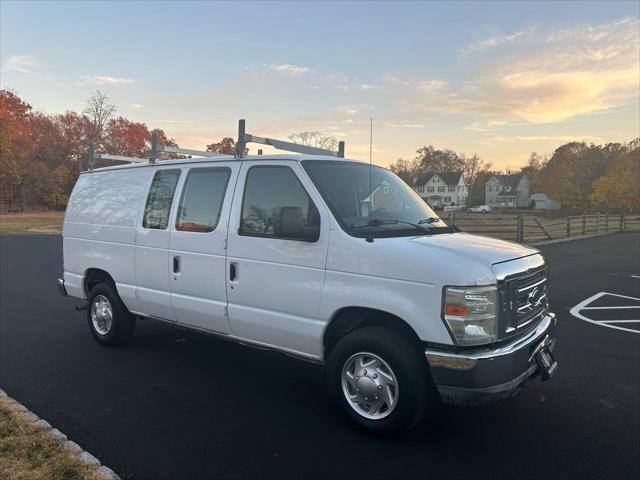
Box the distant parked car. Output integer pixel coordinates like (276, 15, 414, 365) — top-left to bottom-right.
(469, 204, 491, 213)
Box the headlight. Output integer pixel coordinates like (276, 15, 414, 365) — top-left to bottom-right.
(442, 286, 498, 346)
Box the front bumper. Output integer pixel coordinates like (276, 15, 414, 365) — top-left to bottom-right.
(425, 312, 557, 405)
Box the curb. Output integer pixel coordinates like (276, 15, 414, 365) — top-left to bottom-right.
(0, 387, 120, 480)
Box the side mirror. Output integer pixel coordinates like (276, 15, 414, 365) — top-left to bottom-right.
(277, 206, 319, 241)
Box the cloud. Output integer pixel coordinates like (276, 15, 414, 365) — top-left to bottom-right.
(267, 64, 312, 77)
(384, 122, 425, 129)
(3, 55, 39, 74)
(412, 17, 640, 124)
(327, 73, 351, 90)
(415, 80, 448, 92)
(488, 134, 601, 143)
(382, 75, 448, 91)
(464, 120, 507, 132)
(461, 29, 532, 54)
(335, 104, 371, 115)
(359, 83, 378, 91)
(83, 75, 135, 85)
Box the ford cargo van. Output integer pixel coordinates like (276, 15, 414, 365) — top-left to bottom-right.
(58, 151, 557, 434)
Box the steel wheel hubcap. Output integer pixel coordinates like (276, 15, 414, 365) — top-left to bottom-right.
(341, 352, 399, 420)
(91, 295, 113, 335)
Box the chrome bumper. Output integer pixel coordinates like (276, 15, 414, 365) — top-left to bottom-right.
(57, 277, 68, 297)
(425, 312, 557, 405)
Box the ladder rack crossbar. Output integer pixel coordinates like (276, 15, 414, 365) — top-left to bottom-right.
(236, 119, 345, 159)
(158, 145, 228, 158)
(244, 134, 341, 157)
(94, 153, 149, 164)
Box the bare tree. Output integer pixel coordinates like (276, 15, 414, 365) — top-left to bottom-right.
(462, 153, 492, 186)
(83, 90, 116, 169)
(288, 131, 338, 151)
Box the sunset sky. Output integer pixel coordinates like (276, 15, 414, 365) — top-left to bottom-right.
(1, 1, 638, 168)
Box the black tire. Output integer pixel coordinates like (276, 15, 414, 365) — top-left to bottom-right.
(86, 282, 136, 347)
(327, 327, 432, 435)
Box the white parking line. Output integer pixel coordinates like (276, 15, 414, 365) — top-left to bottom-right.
(599, 320, 640, 324)
(580, 306, 639, 310)
(569, 292, 640, 334)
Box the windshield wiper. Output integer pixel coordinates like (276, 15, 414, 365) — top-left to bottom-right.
(418, 217, 441, 224)
(349, 218, 430, 233)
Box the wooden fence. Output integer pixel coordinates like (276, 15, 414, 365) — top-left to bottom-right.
(445, 212, 640, 244)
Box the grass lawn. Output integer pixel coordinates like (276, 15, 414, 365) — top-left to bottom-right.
(0, 212, 64, 235)
(0, 395, 103, 480)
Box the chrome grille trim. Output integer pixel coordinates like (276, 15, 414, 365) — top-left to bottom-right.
(517, 277, 547, 292)
(496, 259, 549, 339)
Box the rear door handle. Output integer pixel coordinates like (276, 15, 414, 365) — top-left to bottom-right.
(229, 262, 238, 282)
(173, 256, 181, 274)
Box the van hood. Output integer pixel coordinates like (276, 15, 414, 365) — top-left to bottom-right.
(327, 230, 540, 286)
(409, 232, 538, 266)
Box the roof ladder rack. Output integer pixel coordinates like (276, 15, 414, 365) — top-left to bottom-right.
(87, 120, 346, 171)
(235, 119, 345, 159)
(88, 132, 228, 170)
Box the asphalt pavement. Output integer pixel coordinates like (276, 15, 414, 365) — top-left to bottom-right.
(0, 233, 638, 480)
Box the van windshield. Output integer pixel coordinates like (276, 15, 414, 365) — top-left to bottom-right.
(302, 160, 454, 238)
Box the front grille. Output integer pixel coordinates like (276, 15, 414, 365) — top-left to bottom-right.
(499, 266, 549, 337)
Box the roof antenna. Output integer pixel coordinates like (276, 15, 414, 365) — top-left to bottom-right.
(369, 117, 373, 213)
(365, 117, 374, 243)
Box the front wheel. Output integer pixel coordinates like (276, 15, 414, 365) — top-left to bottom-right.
(87, 282, 136, 347)
(327, 327, 432, 435)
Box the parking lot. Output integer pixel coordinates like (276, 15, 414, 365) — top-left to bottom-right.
(0, 233, 639, 479)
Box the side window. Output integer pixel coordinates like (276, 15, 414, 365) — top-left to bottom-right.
(142, 169, 181, 229)
(176, 167, 231, 233)
(239, 166, 320, 242)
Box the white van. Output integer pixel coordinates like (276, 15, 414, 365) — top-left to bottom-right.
(58, 135, 557, 434)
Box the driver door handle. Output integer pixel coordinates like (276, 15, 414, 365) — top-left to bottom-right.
(173, 256, 181, 274)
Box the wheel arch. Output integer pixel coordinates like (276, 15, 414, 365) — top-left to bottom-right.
(83, 268, 115, 297)
(322, 307, 423, 359)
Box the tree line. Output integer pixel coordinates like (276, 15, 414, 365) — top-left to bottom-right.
(390, 139, 639, 211)
(0, 89, 250, 211)
(1, 88, 638, 211)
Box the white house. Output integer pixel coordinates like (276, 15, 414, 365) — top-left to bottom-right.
(530, 193, 561, 210)
(413, 172, 468, 208)
(485, 174, 530, 208)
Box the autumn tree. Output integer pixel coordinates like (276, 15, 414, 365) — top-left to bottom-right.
(539, 142, 613, 209)
(206, 137, 247, 155)
(520, 153, 547, 194)
(0, 90, 32, 208)
(591, 140, 640, 211)
(102, 118, 180, 164)
(104, 117, 148, 157)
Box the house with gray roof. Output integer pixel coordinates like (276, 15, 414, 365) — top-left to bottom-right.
(485, 173, 530, 208)
(413, 172, 468, 208)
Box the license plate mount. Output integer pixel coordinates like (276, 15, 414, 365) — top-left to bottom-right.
(536, 345, 557, 381)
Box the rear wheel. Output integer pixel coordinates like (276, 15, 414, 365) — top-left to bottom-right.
(87, 282, 136, 347)
(327, 327, 432, 435)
